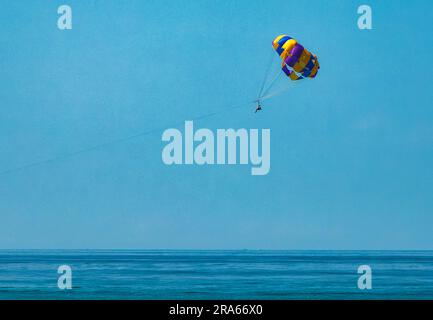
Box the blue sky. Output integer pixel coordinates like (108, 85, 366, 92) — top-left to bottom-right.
(0, 0, 432, 249)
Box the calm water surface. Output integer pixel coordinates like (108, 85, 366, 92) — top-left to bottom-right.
(0, 250, 432, 299)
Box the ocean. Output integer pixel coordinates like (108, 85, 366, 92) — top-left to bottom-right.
(0, 250, 432, 300)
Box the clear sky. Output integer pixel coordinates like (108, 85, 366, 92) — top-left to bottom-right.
(1, 0, 432, 249)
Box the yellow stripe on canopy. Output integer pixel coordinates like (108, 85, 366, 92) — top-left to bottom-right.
(280, 39, 297, 59)
(310, 63, 319, 78)
(282, 39, 297, 52)
(272, 35, 286, 49)
(289, 72, 301, 81)
(293, 50, 311, 73)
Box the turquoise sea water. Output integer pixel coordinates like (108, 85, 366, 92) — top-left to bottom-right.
(0, 250, 432, 300)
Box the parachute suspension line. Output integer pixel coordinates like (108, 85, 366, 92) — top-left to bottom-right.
(259, 83, 292, 101)
(257, 49, 276, 101)
(259, 70, 283, 100)
(0, 101, 253, 177)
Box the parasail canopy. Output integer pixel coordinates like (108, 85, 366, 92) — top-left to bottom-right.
(272, 35, 320, 81)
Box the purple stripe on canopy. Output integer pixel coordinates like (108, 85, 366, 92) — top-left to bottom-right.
(282, 65, 292, 77)
(284, 44, 304, 67)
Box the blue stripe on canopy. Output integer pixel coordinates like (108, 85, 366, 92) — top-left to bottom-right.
(302, 56, 316, 77)
(278, 36, 291, 46)
(276, 36, 291, 56)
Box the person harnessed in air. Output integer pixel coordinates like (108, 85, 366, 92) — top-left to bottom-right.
(255, 101, 262, 113)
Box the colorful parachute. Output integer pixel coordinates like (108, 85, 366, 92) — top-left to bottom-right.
(272, 35, 320, 81)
